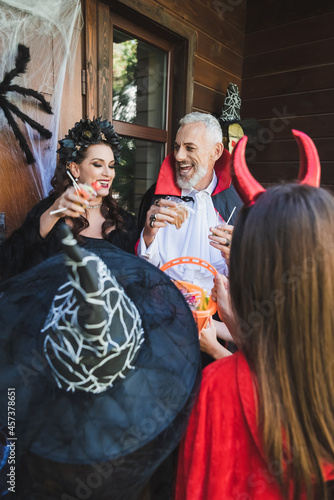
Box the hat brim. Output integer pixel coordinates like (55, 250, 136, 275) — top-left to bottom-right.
(0, 240, 201, 465)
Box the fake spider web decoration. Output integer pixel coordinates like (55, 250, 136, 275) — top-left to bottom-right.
(42, 254, 145, 394)
(0, 0, 82, 197)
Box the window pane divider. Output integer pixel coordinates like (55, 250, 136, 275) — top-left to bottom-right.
(113, 120, 167, 142)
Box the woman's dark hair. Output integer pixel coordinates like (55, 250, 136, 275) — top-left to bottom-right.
(50, 118, 124, 240)
(229, 184, 334, 500)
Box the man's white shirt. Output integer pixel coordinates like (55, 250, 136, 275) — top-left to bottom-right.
(137, 172, 229, 292)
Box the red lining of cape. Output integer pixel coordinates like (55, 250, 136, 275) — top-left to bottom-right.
(154, 150, 231, 196)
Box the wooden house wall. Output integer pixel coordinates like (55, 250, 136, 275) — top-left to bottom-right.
(242, 0, 334, 189)
(184, 0, 246, 114)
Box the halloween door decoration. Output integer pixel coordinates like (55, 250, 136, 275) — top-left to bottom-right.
(219, 82, 260, 154)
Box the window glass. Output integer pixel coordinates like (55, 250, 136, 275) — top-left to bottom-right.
(113, 137, 165, 214)
(113, 29, 167, 129)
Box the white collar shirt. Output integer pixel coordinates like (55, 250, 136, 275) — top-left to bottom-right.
(137, 172, 228, 291)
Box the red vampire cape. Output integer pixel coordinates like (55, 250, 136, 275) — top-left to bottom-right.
(137, 150, 242, 231)
(175, 352, 334, 500)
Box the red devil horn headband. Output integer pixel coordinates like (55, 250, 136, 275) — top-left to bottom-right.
(231, 129, 321, 206)
(292, 129, 321, 186)
(230, 135, 265, 206)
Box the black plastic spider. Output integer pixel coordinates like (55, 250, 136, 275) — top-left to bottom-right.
(0, 44, 53, 164)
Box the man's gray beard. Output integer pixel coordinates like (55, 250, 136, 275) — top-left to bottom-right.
(176, 164, 207, 190)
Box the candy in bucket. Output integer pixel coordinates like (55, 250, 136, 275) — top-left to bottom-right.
(160, 257, 218, 335)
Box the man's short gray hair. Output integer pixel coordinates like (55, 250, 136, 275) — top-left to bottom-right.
(179, 112, 223, 145)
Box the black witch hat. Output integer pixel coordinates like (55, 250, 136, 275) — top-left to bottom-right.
(0, 226, 201, 499)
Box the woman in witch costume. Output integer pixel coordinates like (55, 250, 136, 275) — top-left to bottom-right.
(0, 117, 139, 280)
(175, 130, 334, 499)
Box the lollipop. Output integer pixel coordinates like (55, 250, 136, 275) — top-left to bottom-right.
(91, 181, 102, 192)
(78, 184, 97, 200)
(50, 181, 99, 215)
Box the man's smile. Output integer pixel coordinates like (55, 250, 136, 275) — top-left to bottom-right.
(177, 162, 194, 175)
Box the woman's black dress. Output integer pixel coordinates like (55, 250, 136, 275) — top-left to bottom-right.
(0, 194, 139, 281)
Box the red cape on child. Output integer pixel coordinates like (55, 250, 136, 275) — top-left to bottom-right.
(175, 352, 334, 500)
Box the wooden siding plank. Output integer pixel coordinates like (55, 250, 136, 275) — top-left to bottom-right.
(246, 0, 334, 33)
(248, 162, 334, 185)
(248, 162, 300, 182)
(194, 56, 242, 94)
(253, 114, 334, 140)
(198, 0, 247, 32)
(193, 83, 226, 114)
(243, 37, 334, 79)
(242, 89, 334, 119)
(196, 31, 243, 77)
(242, 64, 334, 100)
(245, 11, 334, 55)
(245, 138, 334, 163)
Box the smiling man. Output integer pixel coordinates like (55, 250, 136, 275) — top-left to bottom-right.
(137, 112, 242, 290)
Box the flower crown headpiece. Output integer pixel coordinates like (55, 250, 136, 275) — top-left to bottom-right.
(57, 117, 121, 164)
(231, 129, 321, 206)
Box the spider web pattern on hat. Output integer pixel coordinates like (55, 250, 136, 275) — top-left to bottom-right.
(43, 257, 144, 394)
